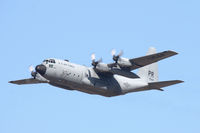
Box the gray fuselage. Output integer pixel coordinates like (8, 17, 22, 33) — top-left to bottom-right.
(41, 58, 148, 97)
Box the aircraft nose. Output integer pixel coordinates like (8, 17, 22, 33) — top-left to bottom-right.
(36, 64, 46, 75)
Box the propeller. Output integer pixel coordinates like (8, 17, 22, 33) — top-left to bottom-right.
(91, 53, 96, 62)
(91, 53, 102, 68)
(29, 65, 34, 72)
(29, 65, 36, 78)
(111, 49, 123, 63)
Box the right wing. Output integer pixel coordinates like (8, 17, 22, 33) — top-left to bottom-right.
(108, 50, 178, 71)
(129, 50, 178, 70)
(9, 78, 48, 85)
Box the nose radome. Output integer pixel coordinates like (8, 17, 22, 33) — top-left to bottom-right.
(36, 64, 46, 75)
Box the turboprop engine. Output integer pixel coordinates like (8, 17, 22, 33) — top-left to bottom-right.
(95, 63, 110, 72)
(91, 53, 110, 72)
(111, 49, 132, 68)
(117, 57, 132, 68)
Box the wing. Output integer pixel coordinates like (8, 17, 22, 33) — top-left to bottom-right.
(108, 50, 178, 71)
(129, 50, 178, 70)
(9, 78, 48, 85)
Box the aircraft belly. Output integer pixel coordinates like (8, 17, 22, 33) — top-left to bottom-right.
(49, 82, 74, 90)
(81, 77, 109, 96)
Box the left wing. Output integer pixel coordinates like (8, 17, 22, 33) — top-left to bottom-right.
(9, 78, 48, 85)
(108, 50, 177, 71)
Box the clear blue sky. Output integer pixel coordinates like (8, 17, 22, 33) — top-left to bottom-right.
(0, 0, 199, 133)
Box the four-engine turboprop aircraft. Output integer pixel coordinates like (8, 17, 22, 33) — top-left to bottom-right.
(9, 47, 183, 97)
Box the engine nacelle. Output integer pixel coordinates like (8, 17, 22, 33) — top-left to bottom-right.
(117, 57, 132, 68)
(95, 63, 111, 72)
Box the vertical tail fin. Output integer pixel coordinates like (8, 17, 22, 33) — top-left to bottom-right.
(138, 47, 159, 83)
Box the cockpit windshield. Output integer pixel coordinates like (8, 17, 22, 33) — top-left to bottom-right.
(43, 59, 56, 64)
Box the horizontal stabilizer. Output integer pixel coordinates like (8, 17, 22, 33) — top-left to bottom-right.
(9, 78, 48, 85)
(148, 80, 184, 90)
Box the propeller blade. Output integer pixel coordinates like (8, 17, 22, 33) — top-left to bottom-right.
(29, 65, 34, 72)
(119, 50, 123, 57)
(91, 53, 103, 68)
(98, 58, 102, 63)
(91, 53, 96, 61)
(111, 49, 116, 56)
(112, 49, 124, 63)
(29, 65, 37, 78)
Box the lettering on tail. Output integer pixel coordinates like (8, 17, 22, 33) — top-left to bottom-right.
(148, 70, 154, 81)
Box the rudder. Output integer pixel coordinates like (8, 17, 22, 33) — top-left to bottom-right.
(138, 47, 159, 83)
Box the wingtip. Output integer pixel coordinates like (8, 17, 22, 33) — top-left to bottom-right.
(173, 80, 184, 84)
(9, 81, 17, 84)
(168, 50, 178, 55)
(177, 80, 184, 83)
(9, 81, 19, 85)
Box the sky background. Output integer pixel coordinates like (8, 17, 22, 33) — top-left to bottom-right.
(0, 0, 200, 133)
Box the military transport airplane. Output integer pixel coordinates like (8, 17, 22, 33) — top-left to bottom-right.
(9, 47, 183, 97)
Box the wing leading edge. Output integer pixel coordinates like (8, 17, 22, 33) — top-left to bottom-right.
(9, 78, 48, 85)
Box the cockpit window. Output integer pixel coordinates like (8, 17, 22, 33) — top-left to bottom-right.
(43, 60, 48, 63)
(49, 59, 56, 63)
(43, 59, 56, 64)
